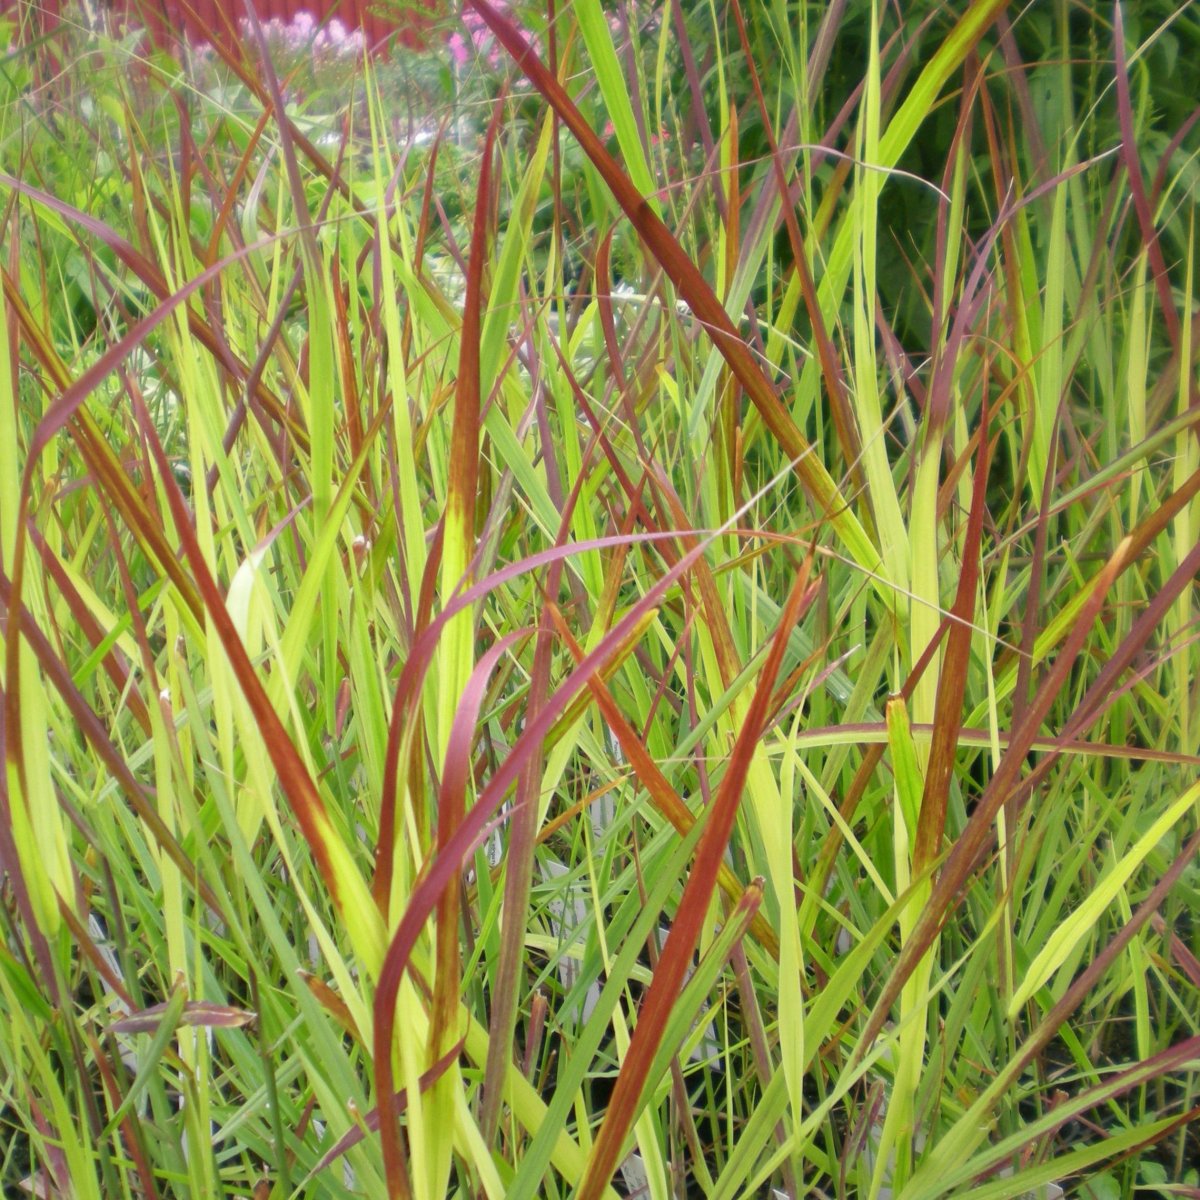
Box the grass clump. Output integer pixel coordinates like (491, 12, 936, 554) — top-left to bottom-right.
(0, 1, 1198, 1197)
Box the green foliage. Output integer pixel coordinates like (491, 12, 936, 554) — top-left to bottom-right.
(0, 1, 1198, 1198)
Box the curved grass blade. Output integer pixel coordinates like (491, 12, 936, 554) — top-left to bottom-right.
(575, 558, 814, 1200)
(464, 0, 885, 594)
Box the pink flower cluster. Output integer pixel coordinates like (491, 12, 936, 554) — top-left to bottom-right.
(238, 11, 366, 58)
(447, 2, 540, 70)
(448, 3, 501, 67)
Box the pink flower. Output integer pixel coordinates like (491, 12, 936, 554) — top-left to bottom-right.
(448, 0, 541, 69)
(288, 10, 315, 40)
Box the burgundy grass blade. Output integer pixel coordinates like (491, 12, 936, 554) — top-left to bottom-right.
(415, 101, 505, 1182)
(551, 609, 783, 958)
(1009, 826, 1200, 1101)
(859, 538, 1131, 1054)
(306, 1041, 464, 1183)
(119, 387, 368, 975)
(0, 569, 223, 917)
(374, 633, 526, 1192)
(29, 527, 150, 736)
(479, 414, 593, 1141)
(87, 1032, 162, 1200)
(368, 525, 758, 1184)
(913, 397, 990, 873)
(0, 178, 298, 439)
(1, 269, 205, 621)
(726, 0, 862, 484)
(576, 556, 814, 1200)
(464, 0, 865, 534)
